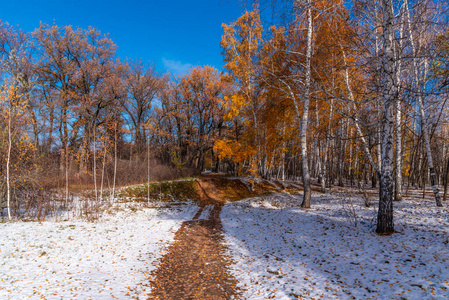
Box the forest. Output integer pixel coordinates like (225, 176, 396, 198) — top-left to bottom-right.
(1, 0, 449, 236)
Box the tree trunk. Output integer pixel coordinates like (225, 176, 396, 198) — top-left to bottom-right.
(47, 109, 54, 153)
(394, 97, 403, 201)
(61, 105, 69, 207)
(111, 121, 118, 203)
(147, 127, 151, 204)
(443, 156, 449, 202)
(394, 6, 405, 201)
(315, 100, 322, 186)
(6, 106, 12, 221)
(376, 0, 396, 235)
(100, 139, 107, 202)
(93, 126, 98, 202)
(374, 4, 383, 180)
(321, 98, 332, 192)
(300, 1, 313, 208)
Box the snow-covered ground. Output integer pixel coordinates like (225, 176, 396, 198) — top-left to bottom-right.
(221, 192, 449, 299)
(0, 202, 198, 299)
(2, 183, 448, 300)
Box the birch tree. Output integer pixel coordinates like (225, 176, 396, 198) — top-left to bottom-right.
(220, 9, 264, 176)
(1, 83, 29, 220)
(297, 0, 313, 208)
(376, 0, 398, 235)
(394, 2, 406, 202)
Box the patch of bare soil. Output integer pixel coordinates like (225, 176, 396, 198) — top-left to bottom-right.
(148, 179, 240, 300)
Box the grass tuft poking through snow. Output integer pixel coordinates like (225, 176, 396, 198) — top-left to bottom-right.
(0, 202, 198, 299)
(221, 192, 449, 299)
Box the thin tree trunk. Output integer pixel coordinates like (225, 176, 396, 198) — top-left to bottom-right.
(47, 109, 54, 153)
(79, 138, 87, 175)
(100, 139, 107, 202)
(111, 121, 118, 203)
(147, 127, 151, 205)
(93, 126, 98, 202)
(375, 3, 383, 179)
(443, 156, 449, 201)
(300, 1, 313, 208)
(321, 128, 329, 192)
(315, 99, 322, 185)
(6, 107, 12, 221)
(394, 5, 405, 201)
(64, 108, 69, 208)
(394, 95, 403, 201)
(418, 139, 423, 188)
(323, 95, 334, 191)
(281, 124, 286, 181)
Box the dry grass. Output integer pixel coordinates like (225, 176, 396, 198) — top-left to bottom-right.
(117, 175, 288, 206)
(118, 178, 201, 203)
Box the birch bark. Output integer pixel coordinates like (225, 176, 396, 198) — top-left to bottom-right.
(111, 121, 117, 203)
(300, 0, 313, 208)
(6, 103, 12, 220)
(394, 4, 406, 201)
(376, 0, 396, 234)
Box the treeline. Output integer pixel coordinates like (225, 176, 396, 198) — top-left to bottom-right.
(1, 0, 449, 233)
(0, 22, 233, 219)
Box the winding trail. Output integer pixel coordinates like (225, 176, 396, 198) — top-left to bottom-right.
(148, 178, 240, 299)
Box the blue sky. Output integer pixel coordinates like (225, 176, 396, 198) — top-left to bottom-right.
(0, 0, 250, 75)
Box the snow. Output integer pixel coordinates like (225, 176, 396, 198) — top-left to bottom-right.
(2, 183, 448, 299)
(0, 202, 198, 299)
(221, 192, 449, 299)
(197, 205, 213, 220)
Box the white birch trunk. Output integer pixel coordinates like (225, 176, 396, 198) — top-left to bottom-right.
(65, 146, 69, 209)
(375, 3, 383, 178)
(314, 99, 323, 186)
(395, 4, 405, 201)
(395, 91, 403, 201)
(111, 122, 117, 203)
(377, 0, 396, 234)
(349, 126, 354, 185)
(443, 156, 449, 202)
(63, 108, 69, 208)
(300, 0, 313, 208)
(6, 106, 12, 221)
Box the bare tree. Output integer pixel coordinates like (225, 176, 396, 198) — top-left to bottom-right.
(121, 60, 165, 153)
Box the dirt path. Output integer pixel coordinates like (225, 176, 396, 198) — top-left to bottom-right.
(148, 178, 240, 299)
